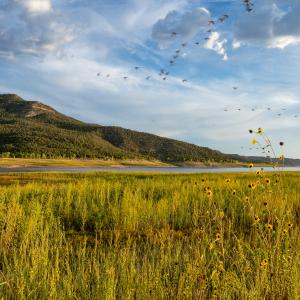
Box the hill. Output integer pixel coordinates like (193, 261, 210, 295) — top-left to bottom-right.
(0, 93, 299, 166)
(0, 94, 229, 162)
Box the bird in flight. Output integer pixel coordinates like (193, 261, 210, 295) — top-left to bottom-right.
(182, 79, 188, 83)
(123, 76, 128, 80)
(233, 87, 238, 90)
(181, 43, 187, 47)
(243, 0, 254, 12)
(145, 76, 151, 80)
(219, 15, 229, 23)
(134, 66, 140, 70)
(97, 72, 101, 76)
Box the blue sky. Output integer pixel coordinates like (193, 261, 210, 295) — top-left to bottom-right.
(0, 0, 300, 158)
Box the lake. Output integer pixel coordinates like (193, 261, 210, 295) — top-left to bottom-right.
(1, 166, 300, 173)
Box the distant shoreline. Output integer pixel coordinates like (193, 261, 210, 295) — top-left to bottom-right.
(0, 158, 278, 169)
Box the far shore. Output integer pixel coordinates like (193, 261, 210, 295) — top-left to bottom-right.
(0, 158, 269, 169)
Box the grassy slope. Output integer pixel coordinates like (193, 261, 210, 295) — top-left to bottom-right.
(0, 94, 232, 162)
(0, 171, 299, 299)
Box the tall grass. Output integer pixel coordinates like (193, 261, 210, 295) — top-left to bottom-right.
(0, 171, 299, 299)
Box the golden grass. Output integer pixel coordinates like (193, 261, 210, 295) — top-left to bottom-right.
(0, 158, 171, 168)
(0, 171, 299, 299)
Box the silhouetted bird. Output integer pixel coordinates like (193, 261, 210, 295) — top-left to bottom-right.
(219, 15, 229, 23)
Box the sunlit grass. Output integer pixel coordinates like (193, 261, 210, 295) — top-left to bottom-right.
(0, 171, 299, 299)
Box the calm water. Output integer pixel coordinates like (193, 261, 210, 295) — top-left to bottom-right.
(0, 166, 300, 173)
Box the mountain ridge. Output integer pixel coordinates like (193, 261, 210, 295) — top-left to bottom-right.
(0, 94, 299, 165)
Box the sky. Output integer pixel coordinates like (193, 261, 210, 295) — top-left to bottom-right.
(0, 0, 300, 158)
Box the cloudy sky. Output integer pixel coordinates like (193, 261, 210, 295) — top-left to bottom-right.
(0, 0, 300, 158)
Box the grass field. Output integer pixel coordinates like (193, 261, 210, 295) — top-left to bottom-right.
(0, 171, 299, 299)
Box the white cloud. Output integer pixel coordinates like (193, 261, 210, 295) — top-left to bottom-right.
(234, 2, 300, 49)
(151, 7, 210, 48)
(16, 0, 52, 14)
(0, 0, 74, 58)
(205, 32, 228, 60)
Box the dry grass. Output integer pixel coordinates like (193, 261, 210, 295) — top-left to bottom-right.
(0, 171, 299, 299)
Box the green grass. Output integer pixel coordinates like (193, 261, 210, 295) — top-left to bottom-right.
(0, 171, 299, 299)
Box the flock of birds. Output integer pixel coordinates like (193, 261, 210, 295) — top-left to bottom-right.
(96, 14, 230, 84)
(96, 0, 298, 138)
(223, 104, 299, 119)
(96, 4, 249, 84)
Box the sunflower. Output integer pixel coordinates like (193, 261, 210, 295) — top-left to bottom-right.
(257, 127, 263, 135)
(260, 259, 268, 268)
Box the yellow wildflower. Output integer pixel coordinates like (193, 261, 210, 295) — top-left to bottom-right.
(257, 127, 263, 135)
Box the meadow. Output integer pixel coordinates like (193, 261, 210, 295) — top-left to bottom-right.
(0, 171, 299, 299)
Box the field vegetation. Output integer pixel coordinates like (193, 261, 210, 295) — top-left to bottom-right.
(0, 171, 299, 299)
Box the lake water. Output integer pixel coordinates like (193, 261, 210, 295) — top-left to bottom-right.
(0, 166, 300, 173)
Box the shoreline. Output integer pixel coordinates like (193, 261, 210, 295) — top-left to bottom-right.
(0, 158, 292, 170)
